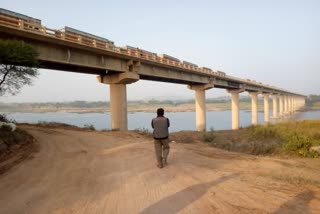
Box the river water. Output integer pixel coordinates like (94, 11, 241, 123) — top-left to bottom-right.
(2, 110, 320, 132)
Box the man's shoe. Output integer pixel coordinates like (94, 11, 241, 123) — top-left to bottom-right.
(157, 163, 163, 168)
(162, 158, 168, 166)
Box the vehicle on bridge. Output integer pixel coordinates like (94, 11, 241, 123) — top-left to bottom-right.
(182, 61, 198, 70)
(201, 67, 212, 74)
(0, 8, 41, 24)
(215, 70, 226, 77)
(124, 46, 157, 60)
(0, 8, 41, 30)
(0, 8, 219, 77)
(60, 26, 114, 49)
(158, 54, 181, 66)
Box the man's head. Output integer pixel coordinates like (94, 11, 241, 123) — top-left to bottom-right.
(157, 108, 164, 116)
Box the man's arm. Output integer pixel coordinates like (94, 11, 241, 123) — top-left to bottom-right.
(167, 118, 170, 127)
(151, 119, 154, 128)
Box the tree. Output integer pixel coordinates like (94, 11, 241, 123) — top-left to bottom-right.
(0, 40, 39, 96)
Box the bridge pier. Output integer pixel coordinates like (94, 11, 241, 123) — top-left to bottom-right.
(284, 96, 289, 115)
(290, 96, 294, 114)
(272, 94, 278, 119)
(97, 72, 139, 131)
(263, 93, 270, 123)
(227, 89, 244, 130)
(287, 96, 291, 114)
(249, 92, 260, 125)
(188, 83, 213, 131)
(279, 95, 284, 118)
(110, 84, 128, 130)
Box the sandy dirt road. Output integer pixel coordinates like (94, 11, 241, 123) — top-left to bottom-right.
(0, 126, 319, 214)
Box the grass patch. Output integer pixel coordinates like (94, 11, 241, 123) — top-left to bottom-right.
(38, 121, 78, 128)
(269, 171, 320, 186)
(202, 120, 320, 158)
(247, 121, 320, 158)
(134, 127, 152, 137)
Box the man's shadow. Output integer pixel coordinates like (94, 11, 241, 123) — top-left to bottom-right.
(273, 190, 315, 214)
(141, 173, 239, 214)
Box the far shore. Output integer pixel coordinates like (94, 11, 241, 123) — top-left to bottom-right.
(0, 102, 319, 114)
(0, 103, 258, 113)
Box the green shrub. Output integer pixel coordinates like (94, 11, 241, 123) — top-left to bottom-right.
(282, 133, 319, 157)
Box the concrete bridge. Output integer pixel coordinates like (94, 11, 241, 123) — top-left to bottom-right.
(0, 12, 305, 131)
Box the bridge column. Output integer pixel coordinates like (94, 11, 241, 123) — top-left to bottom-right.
(188, 83, 213, 131)
(292, 96, 295, 113)
(288, 96, 291, 114)
(263, 93, 270, 123)
(279, 95, 284, 117)
(287, 96, 292, 114)
(110, 84, 127, 130)
(227, 89, 244, 130)
(97, 72, 139, 131)
(284, 96, 289, 115)
(294, 97, 298, 111)
(249, 92, 259, 125)
(272, 94, 278, 119)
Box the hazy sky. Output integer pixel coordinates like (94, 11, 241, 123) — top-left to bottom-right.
(0, 0, 319, 103)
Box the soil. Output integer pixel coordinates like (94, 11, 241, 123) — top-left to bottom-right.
(0, 125, 319, 213)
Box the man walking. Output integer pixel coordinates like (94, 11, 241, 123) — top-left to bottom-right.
(151, 108, 170, 168)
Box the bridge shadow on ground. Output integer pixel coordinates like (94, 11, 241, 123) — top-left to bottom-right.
(141, 173, 239, 214)
(273, 190, 315, 214)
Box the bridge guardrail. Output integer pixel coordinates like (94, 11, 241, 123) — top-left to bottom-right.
(0, 13, 301, 95)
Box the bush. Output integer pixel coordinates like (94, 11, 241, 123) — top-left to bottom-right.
(248, 125, 278, 140)
(251, 141, 278, 155)
(0, 126, 32, 146)
(203, 127, 216, 143)
(0, 114, 15, 123)
(0, 114, 9, 122)
(84, 124, 95, 130)
(282, 133, 319, 158)
(134, 128, 152, 137)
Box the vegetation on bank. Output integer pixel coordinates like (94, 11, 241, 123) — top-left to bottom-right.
(203, 120, 320, 158)
(0, 115, 27, 148)
(0, 114, 36, 172)
(248, 121, 320, 157)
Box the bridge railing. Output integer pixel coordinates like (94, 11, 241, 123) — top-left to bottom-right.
(0, 15, 216, 75)
(0, 14, 295, 94)
(0, 14, 20, 28)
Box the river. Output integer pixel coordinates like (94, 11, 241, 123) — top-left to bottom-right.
(2, 110, 320, 132)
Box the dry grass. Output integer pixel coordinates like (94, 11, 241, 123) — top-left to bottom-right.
(267, 170, 320, 187)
